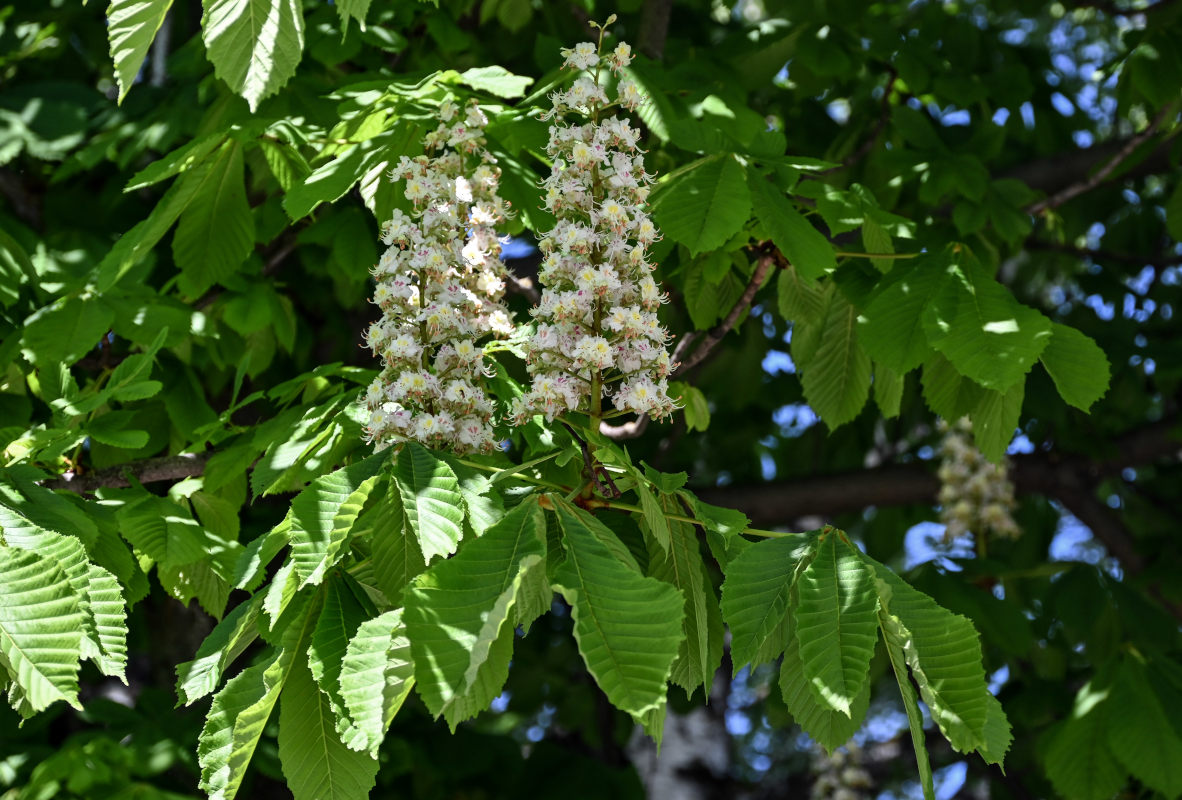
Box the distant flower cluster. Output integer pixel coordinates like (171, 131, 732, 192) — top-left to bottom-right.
(361, 98, 512, 453)
(937, 418, 1020, 541)
(510, 38, 677, 423)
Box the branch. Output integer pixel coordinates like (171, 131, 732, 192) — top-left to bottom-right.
(600, 252, 775, 441)
(698, 417, 1182, 575)
(636, 0, 674, 60)
(818, 67, 897, 175)
(1025, 239, 1182, 270)
(41, 452, 210, 493)
(1025, 102, 1177, 214)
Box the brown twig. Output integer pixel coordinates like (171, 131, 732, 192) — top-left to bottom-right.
(1026, 102, 1177, 215)
(636, 0, 674, 60)
(40, 452, 210, 494)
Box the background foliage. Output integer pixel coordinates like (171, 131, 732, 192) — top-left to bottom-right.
(1, 0, 1181, 798)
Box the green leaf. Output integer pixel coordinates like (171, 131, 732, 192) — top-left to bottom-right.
(84, 564, 128, 681)
(798, 287, 871, 429)
(678, 384, 711, 432)
(21, 296, 112, 367)
(0, 548, 83, 715)
(88, 411, 150, 449)
(335, 0, 371, 32)
(116, 495, 207, 566)
(458, 66, 534, 98)
(173, 141, 256, 297)
(879, 608, 934, 800)
(279, 654, 379, 800)
(873, 364, 904, 419)
(719, 535, 810, 672)
(366, 487, 424, 605)
(202, 0, 305, 111)
(1039, 323, 1110, 412)
(921, 354, 986, 421)
(405, 500, 545, 729)
(1107, 657, 1182, 797)
(779, 620, 869, 753)
(289, 455, 385, 587)
(749, 175, 836, 281)
(650, 155, 751, 256)
(394, 443, 465, 564)
(198, 595, 316, 800)
(793, 532, 878, 716)
(971, 381, 1024, 463)
(1045, 680, 1126, 800)
(107, 0, 174, 103)
(635, 479, 671, 556)
(647, 495, 723, 696)
(857, 254, 946, 374)
(176, 595, 262, 706)
(551, 497, 684, 720)
(125, 132, 227, 191)
(921, 257, 1052, 392)
(307, 579, 369, 738)
(776, 263, 826, 324)
(872, 567, 993, 754)
(338, 609, 415, 757)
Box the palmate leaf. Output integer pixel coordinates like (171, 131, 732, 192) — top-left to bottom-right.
(1044, 679, 1126, 800)
(338, 609, 415, 757)
(289, 454, 386, 587)
(719, 535, 811, 672)
(647, 495, 723, 696)
(551, 498, 684, 720)
(404, 499, 545, 729)
(0, 548, 83, 716)
(779, 619, 869, 754)
(278, 654, 379, 800)
(872, 567, 994, 756)
(106, 0, 174, 102)
(793, 532, 878, 716)
(201, 0, 305, 111)
(198, 593, 317, 800)
(394, 443, 465, 564)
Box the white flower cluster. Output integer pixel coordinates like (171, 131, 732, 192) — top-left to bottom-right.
(937, 418, 1020, 540)
(810, 745, 873, 800)
(511, 39, 677, 423)
(361, 98, 513, 453)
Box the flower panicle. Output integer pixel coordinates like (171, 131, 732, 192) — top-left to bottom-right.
(361, 97, 513, 454)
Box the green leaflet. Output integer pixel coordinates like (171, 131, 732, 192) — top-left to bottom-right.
(551, 498, 684, 720)
(334, 0, 372, 31)
(116, 494, 209, 567)
(0, 548, 83, 715)
(278, 653, 379, 800)
(1107, 656, 1182, 797)
(172, 140, 256, 297)
(634, 476, 671, 555)
(106, 0, 173, 102)
(873, 363, 904, 419)
(176, 594, 263, 706)
(720, 535, 810, 672)
(779, 619, 869, 754)
(289, 454, 386, 587)
(777, 263, 826, 325)
(970, 380, 1024, 463)
(857, 253, 946, 374)
(404, 499, 546, 729)
(1039, 322, 1110, 412)
(879, 608, 935, 800)
(198, 592, 318, 800)
(920, 256, 1052, 392)
(1044, 680, 1126, 800)
(647, 495, 723, 697)
(650, 155, 751, 256)
(366, 485, 425, 606)
(921, 353, 985, 421)
(749, 174, 836, 281)
(394, 443, 466, 564)
(793, 532, 878, 716)
(202, 0, 305, 111)
(338, 609, 415, 757)
(459, 66, 535, 99)
(20, 296, 114, 367)
(83, 564, 128, 682)
(872, 567, 994, 755)
(796, 287, 871, 429)
(307, 579, 370, 741)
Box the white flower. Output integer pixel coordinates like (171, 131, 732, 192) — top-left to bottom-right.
(936, 418, 1020, 542)
(361, 97, 513, 454)
(515, 38, 677, 425)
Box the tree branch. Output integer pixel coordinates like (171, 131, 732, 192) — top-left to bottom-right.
(636, 0, 674, 60)
(1025, 239, 1182, 270)
(41, 453, 210, 493)
(1025, 102, 1177, 214)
